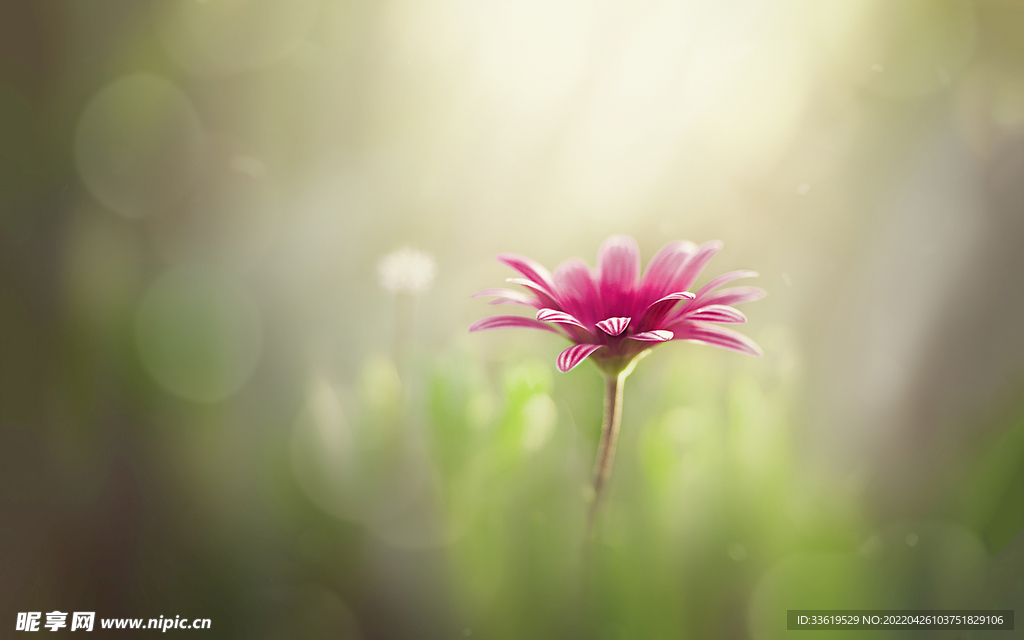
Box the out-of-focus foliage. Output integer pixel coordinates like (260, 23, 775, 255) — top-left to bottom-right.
(954, 405, 1024, 553)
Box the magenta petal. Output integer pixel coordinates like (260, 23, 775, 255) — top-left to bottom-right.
(694, 270, 759, 299)
(506, 278, 561, 308)
(697, 286, 766, 308)
(597, 235, 640, 296)
(469, 315, 560, 333)
(496, 253, 557, 293)
(536, 308, 587, 329)
(596, 316, 630, 336)
(649, 291, 696, 306)
(490, 297, 533, 307)
(664, 285, 762, 326)
(553, 258, 600, 321)
(629, 330, 673, 342)
(642, 291, 696, 317)
(639, 240, 698, 298)
(637, 290, 696, 330)
(556, 343, 604, 372)
(471, 288, 541, 307)
(672, 240, 723, 291)
(671, 321, 763, 356)
(685, 304, 747, 323)
(506, 277, 548, 292)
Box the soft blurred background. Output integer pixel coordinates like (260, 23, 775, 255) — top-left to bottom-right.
(2, 0, 1024, 638)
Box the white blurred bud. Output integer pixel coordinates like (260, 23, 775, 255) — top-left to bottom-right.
(378, 248, 436, 294)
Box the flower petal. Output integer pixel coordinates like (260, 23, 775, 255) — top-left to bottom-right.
(671, 240, 723, 292)
(685, 304, 747, 323)
(469, 315, 560, 333)
(664, 279, 764, 326)
(471, 288, 541, 307)
(506, 278, 561, 308)
(556, 343, 604, 372)
(648, 291, 696, 307)
(639, 240, 698, 298)
(597, 236, 640, 314)
(670, 321, 763, 356)
(694, 270, 759, 299)
(553, 258, 600, 322)
(629, 330, 673, 342)
(496, 253, 557, 294)
(637, 291, 696, 331)
(596, 316, 630, 336)
(697, 286, 766, 308)
(537, 308, 587, 329)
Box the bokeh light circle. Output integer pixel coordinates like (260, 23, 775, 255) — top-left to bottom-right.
(135, 265, 262, 403)
(75, 74, 204, 219)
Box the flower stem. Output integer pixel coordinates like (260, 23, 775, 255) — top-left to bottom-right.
(393, 291, 414, 374)
(587, 370, 625, 535)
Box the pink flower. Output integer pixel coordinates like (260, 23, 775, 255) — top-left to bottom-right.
(470, 235, 764, 374)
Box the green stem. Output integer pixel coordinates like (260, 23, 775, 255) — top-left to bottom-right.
(587, 370, 625, 535)
(393, 292, 414, 373)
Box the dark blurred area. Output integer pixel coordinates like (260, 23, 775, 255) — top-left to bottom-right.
(3, 1, 1024, 638)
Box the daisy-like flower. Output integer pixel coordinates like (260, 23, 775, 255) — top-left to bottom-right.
(470, 235, 763, 372)
(469, 235, 764, 532)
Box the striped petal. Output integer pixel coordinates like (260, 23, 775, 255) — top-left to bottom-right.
(537, 308, 587, 329)
(639, 240, 698, 299)
(671, 240, 723, 292)
(685, 304, 747, 323)
(469, 315, 560, 333)
(670, 321, 763, 356)
(506, 278, 561, 308)
(597, 236, 640, 315)
(693, 270, 759, 299)
(697, 286, 765, 308)
(471, 288, 541, 307)
(596, 316, 630, 336)
(638, 291, 696, 329)
(553, 258, 600, 321)
(666, 282, 763, 325)
(629, 330, 673, 342)
(556, 343, 604, 372)
(646, 290, 696, 309)
(496, 254, 558, 294)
